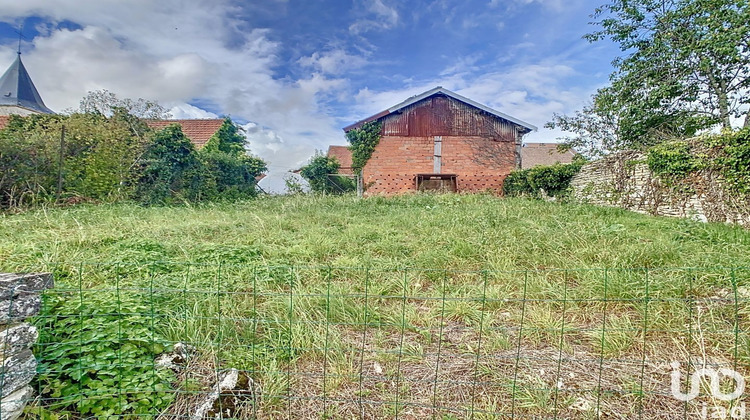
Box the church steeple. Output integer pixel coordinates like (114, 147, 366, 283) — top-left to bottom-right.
(0, 53, 54, 115)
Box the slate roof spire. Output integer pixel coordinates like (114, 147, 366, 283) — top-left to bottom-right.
(0, 53, 54, 114)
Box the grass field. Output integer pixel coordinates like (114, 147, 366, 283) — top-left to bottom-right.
(1, 194, 749, 418)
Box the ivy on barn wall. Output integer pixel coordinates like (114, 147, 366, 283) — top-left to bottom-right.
(345, 121, 382, 174)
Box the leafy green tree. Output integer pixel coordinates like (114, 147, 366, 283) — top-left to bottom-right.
(198, 117, 267, 199)
(552, 0, 750, 154)
(135, 124, 205, 204)
(299, 152, 355, 194)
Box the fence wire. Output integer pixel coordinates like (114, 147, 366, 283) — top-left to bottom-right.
(5, 263, 750, 418)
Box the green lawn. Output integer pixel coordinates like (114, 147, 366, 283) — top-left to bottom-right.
(2, 194, 749, 419)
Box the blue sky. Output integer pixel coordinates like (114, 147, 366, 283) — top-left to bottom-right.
(0, 0, 619, 191)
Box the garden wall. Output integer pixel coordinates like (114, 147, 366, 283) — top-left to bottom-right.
(0, 273, 53, 420)
(570, 149, 750, 226)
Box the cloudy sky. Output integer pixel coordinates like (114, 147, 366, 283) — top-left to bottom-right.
(0, 0, 619, 192)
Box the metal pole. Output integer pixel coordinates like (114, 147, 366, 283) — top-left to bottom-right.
(57, 125, 65, 200)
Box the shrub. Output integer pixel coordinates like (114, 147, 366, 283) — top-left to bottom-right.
(35, 291, 175, 418)
(503, 158, 585, 199)
(299, 152, 355, 194)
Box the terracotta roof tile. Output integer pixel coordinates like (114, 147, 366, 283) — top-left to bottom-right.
(327, 145, 354, 175)
(147, 119, 224, 149)
(521, 143, 577, 169)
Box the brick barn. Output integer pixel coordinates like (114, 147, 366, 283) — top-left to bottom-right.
(342, 87, 536, 195)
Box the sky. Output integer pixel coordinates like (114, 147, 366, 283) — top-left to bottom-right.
(0, 0, 620, 192)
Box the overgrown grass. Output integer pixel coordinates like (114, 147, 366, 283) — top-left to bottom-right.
(1, 193, 748, 270)
(2, 194, 749, 418)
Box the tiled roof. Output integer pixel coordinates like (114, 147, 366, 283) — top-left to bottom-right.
(146, 119, 224, 149)
(327, 145, 354, 175)
(521, 142, 577, 169)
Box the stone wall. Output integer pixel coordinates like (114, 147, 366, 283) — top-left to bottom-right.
(570, 150, 750, 226)
(0, 273, 53, 420)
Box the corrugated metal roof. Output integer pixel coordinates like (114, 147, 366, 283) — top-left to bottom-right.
(343, 86, 537, 133)
(0, 54, 54, 114)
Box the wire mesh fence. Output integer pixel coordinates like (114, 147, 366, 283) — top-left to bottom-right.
(6, 263, 750, 418)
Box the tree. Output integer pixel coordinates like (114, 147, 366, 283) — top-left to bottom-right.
(79, 90, 171, 120)
(591, 0, 750, 128)
(135, 124, 205, 204)
(552, 0, 750, 154)
(198, 118, 267, 199)
(299, 152, 355, 194)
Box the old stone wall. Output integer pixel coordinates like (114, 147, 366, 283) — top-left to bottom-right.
(570, 150, 750, 226)
(0, 273, 53, 420)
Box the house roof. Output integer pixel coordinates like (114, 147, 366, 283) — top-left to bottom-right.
(146, 119, 224, 149)
(521, 142, 577, 169)
(0, 54, 54, 114)
(327, 145, 353, 169)
(343, 86, 537, 133)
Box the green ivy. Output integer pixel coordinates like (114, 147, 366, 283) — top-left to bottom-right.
(714, 128, 750, 196)
(645, 129, 750, 196)
(34, 291, 175, 418)
(646, 141, 705, 185)
(503, 158, 585, 199)
(345, 121, 382, 173)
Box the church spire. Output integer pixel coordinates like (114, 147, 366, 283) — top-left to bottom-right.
(0, 54, 54, 114)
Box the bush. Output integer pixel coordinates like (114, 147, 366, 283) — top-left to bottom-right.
(35, 292, 175, 418)
(299, 152, 355, 194)
(503, 159, 585, 199)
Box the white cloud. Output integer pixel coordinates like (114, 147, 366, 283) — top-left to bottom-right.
(298, 50, 367, 75)
(349, 0, 399, 34)
(168, 103, 218, 119)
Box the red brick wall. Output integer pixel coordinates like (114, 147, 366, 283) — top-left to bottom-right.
(363, 135, 516, 195)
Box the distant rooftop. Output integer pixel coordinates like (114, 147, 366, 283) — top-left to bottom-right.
(146, 119, 225, 149)
(0, 54, 54, 114)
(521, 142, 577, 169)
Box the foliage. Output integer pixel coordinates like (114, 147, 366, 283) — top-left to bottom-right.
(198, 118, 267, 200)
(299, 152, 355, 194)
(588, 0, 750, 130)
(0, 105, 267, 209)
(78, 89, 171, 120)
(716, 128, 750, 195)
(0, 113, 150, 207)
(35, 291, 174, 417)
(551, 0, 750, 154)
(503, 158, 586, 199)
(646, 141, 705, 185)
(135, 124, 206, 204)
(345, 121, 382, 173)
(284, 174, 306, 195)
(644, 129, 750, 195)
